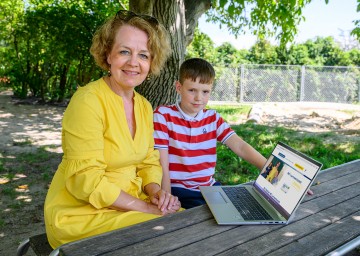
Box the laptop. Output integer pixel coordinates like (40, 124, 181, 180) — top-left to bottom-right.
(200, 141, 322, 225)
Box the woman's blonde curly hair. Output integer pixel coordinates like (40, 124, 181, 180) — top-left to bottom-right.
(90, 12, 171, 76)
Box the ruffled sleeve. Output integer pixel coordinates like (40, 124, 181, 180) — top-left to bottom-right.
(61, 88, 119, 209)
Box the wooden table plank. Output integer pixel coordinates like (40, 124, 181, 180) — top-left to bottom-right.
(102, 219, 237, 256)
(214, 196, 360, 256)
(101, 180, 360, 256)
(303, 165, 360, 203)
(311, 159, 360, 185)
(59, 159, 360, 256)
(60, 206, 213, 256)
(268, 210, 360, 256)
(156, 184, 360, 256)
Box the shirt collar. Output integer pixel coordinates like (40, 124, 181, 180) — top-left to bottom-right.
(175, 101, 204, 121)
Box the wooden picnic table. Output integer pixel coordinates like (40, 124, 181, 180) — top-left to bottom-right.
(59, 159, 360, 256)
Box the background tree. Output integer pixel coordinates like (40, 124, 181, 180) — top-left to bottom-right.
(247, 39, 279, 64)
(2, 0, 359, 106)
(131, 0, 321, 107)
(0, 0, 119, 100)
(286, 44, 312, 65)
(186, 28, 218, 64)
(304, 37, 343, 66)
(216, 42, 244, 67)
(350, 0, 360, 41)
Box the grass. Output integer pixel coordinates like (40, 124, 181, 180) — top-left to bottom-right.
(210, 105, 360, 185)
(207, 104, 252, 123)
(0, 147, 61, 212)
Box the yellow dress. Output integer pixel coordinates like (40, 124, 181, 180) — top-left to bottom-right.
(266, 166, 278, 183)
(44, 78, 162, 248)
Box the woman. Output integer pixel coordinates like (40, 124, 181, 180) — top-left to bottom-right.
(44, 10, 181, 249)
(266, 162, 281, 183)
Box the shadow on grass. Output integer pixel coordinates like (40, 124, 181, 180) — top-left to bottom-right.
(0, 146, 62, 229)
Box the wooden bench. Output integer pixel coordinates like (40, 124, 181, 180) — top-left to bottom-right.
(16, 233, 59, 256)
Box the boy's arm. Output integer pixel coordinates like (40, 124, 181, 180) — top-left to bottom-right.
(158, 149, 171, 193)
(224, 134, 267, 170)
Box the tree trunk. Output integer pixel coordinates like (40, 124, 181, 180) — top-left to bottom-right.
(130, 0, 211, 108)
(58, 64, 68, 102)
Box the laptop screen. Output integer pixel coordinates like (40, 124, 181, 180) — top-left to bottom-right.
(253, 142, 322, 218)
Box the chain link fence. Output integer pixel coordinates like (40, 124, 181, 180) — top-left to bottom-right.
(211, 64, 360, 103)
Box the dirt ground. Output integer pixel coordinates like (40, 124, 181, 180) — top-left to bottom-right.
(0, 89, 360, 255)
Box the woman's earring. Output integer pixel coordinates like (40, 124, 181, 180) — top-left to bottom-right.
(107, 65, 111, 77)
(146, 74, 151, 81)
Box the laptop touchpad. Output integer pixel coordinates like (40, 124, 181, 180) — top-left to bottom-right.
(206, 192, 227, 204)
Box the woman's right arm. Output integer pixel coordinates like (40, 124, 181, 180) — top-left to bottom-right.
(110, 190, 164, 215)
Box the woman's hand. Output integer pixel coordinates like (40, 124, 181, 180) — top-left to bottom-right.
(144, 183, 181, 214)
(149, 189, 181, 214)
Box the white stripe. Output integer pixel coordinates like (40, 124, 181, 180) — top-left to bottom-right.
(170, 138, 217, 149)
(169, 154, 217, 164)
(170, 168, 215, 180)
(154, 130, 169, 141)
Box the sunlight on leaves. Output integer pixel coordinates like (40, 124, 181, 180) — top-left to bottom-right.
(17, 184, 28, 190)
(13, 174, 27, 181)
(338, 142, 355, 153)
(0, 177, 9, 184)
(16, 195, 32, 202)
(15, 184, 30, 194)
(0, 113, 14, 118)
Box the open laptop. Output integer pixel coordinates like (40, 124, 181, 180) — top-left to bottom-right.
(200, 141, 322, 225)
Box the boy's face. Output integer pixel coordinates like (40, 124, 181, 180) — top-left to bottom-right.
(175, 77, 212, 117)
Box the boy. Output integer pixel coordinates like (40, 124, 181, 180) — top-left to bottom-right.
(153, 58, 267, 209)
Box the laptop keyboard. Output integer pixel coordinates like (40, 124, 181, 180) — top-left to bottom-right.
(223, 187, 272, 220)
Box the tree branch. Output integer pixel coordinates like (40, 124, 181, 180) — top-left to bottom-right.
(184, 0, 212, 46)
(129, 0, 155, 15)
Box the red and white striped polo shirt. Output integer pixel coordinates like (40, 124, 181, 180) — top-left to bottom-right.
(153, 102, 235, 191)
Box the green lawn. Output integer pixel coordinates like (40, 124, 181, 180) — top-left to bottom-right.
(209, 105, 360, 185)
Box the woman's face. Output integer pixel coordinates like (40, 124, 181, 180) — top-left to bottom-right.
(107, 25, 151, 90)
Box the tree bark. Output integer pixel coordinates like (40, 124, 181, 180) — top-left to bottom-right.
(130, 0, 211, 108)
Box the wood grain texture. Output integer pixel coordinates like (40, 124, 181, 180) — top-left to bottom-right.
(60, 159, 360, 256)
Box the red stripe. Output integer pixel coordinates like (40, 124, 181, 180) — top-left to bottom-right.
(169, 146, 216, 157)
(153, 122, 168, 132)
(171, 114, 218, 128)
(170, 162, 216, 172)
(217, 127, 233, 141)
(154, 138, 168, 145)
(168, 130, 217, 143)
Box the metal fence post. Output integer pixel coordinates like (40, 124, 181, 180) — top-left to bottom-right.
(239, 64, 244, 102)
(300, 66, 306, 101)
(358, 78, 360, 103)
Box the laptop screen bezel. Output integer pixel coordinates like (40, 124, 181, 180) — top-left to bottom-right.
(253, 141, 323, 219)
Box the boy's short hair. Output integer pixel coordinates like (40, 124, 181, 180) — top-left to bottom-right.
(179, 58, 215, 84)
